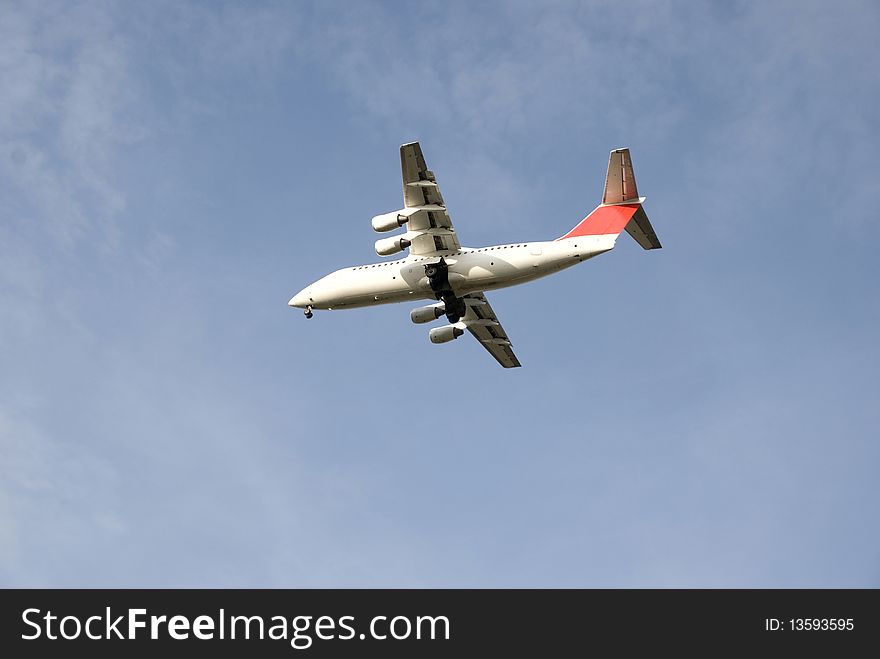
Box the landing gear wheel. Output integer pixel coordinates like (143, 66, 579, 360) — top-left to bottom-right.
(442, 294, 466, 323)
(304, 306, 313, 319)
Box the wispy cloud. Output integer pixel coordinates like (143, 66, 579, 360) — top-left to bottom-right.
(303, 1, 879, 234)
(0, 2, 142, 249)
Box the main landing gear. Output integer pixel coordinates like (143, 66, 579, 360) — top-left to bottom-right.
(424, 257, 465, 323)
(304, 305, 313, 319)
(441, 294, 466, 323)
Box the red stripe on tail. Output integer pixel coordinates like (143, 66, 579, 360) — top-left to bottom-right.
(557, 204, 640, 241)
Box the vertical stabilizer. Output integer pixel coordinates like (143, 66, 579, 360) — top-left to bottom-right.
(558, 148, 661, 249)
(604, 148, 640, 204)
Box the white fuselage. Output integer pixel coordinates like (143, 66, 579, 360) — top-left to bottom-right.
(289, 234, 618, 311)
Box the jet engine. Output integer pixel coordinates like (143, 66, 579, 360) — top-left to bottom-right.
(429, 325, 465, 344)
(371, 208, 418, 232)
(410, 303, 445, 324)
(375, 235, 412, 256)
(371, 210, 407, 233)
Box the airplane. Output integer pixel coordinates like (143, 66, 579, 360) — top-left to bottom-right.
(288, 142, 661, 368)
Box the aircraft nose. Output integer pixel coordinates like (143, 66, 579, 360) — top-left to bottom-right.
(289, 289, 311, 308)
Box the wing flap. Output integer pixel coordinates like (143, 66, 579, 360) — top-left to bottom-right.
(406, 207, 454, 231)
(462, 292, 521, 368)
(401, 142, 445, 207)
(398, 142, 459, 255)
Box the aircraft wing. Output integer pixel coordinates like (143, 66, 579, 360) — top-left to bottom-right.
(399, 142, 461, 256)
(462, 293, 521, 368)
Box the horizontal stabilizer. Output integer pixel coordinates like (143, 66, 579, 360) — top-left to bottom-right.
(625, 205, 662, 250)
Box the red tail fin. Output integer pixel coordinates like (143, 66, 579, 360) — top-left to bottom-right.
(557, 148, 661, 249)
(558, 203, 640, 240)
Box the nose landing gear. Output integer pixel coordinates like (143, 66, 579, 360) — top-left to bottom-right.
(304, 305, 313, 319)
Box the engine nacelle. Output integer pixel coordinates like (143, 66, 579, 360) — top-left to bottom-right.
(410, 303, 445, 324)
(371, 210, 407, 233)
(375, 235, 412, 256)
(372, 207, 420, 232)
(429, 325, 465, 344)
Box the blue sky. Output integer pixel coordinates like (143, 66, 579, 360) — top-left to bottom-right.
(1, 0, 878, 587)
